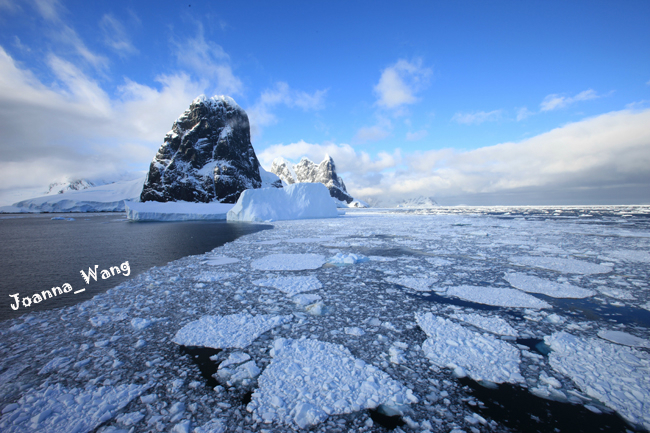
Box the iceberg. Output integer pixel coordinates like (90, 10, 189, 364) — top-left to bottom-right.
(125, 200, 234, 221)
(226, 183, 339, 222)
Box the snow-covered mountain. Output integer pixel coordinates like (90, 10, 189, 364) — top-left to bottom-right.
(46, 179, 95, 195)
(1, 176, 145, 213)
(270, 155, 355, 204)
(396, 196, 439, 208)
(141, 95, 281, 204)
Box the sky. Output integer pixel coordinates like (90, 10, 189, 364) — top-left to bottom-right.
(0, 0, 649, 206)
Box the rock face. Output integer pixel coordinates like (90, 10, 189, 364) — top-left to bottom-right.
(141, 95, 279, 204)
(270, 155, 354, 204)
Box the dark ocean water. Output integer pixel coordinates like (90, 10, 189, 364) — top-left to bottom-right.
(0, 213, 271, 321)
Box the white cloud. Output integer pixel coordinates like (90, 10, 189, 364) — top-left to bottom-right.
(0, 45, 207, 204)
(452, 109, 502, 125)
(247, 82, 327, 138)
(172, 25, 243, 96)
(406, 130, 428, 141)
(259, 108, 650, 206)
(100, 14, 138, 57)
(516, 106, 533, 121)
(540, 89, 600, 112)
(374, 58, 432, 109)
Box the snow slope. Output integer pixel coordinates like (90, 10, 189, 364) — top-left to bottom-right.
(1, 176, 144, 213)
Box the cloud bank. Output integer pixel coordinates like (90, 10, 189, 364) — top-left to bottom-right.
(259, 108, 650, 205)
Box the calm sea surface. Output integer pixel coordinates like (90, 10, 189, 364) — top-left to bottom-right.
(0, 213, 271, 321)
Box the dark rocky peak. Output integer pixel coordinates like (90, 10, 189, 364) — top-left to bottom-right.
(141, 95, 271, 203)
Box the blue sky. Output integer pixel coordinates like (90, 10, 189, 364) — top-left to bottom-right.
(1, 0, 649, 205)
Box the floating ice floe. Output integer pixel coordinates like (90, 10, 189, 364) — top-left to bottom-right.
(597, 330, 650, 348)
(545, 331, 650, 430)
(504, 273, 596, 298)
(450, 312, 519, 337)
(172, 314, 292, 349)
(416, 312, 524, 384)
(328, 253, 369, 265)
(203, 256, 240, 266)
(252, 276, 322, 296)
(596, 286, 636, 300)
(0, 383, 149, 433)
(247, 338, 418, 429)
(251, 254, 325, 271)
(193, 419, 226, 433)
(385, 276, 437, 292)
(510, 256, 613, 275)
(194, 272, 238, 282)
(344, 327, 366, 336)
(443, 285, 552, 309)
(426, 257, 453, 267)
(604, 250, 650, 263)
(217, 359, 261, 387)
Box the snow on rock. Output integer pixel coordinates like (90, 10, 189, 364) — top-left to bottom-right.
(252, 276, 322, 295)
(172, 314, 292, 349)
(328, 253, 370, 265)
(597, 330, 650, 348)
(247, 338, 418, 428)
(125, 200, 234, 222)
(0, 383, 148, 433)
(251, 254, 325, 271)
(444, 285, 552, 309)
(545, 331, 650, 429)
(386, 276, 437, 292)
(450, 313, 519, 337)
(510, 256, 613, 275)
(416, 312, 524, 384)
(226, 183, 338, 222)
(504, 273, 596, 298)
(141, 95, 271, 204)
(270, 155, 355, 204)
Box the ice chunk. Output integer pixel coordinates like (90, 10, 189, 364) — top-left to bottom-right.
(416, 312, 524, 384)
(385, 276, 437, 292)
(597, 330, 650, 348)
(217, 360, 261, 386)
(38, 356, 72, 375)
(172, 314, 292, 349)
(546, 332, 650, 429)
(0, 383, 148, 433)
(226, 183, 338, 222)
(252, 276, 322, 295)
(251, 254, 325, 271)
(510, 256, 613, 275)
(450, 313, 519, 337)
(328, 253, 369, 265)
(131, 318, 153, 331)
(203, 256, 240, 266)
(505, 273, 595, 298)
(194, 272, 238, 282)
(193, 419, 226, 433)
(444, 285, 551, 309)
(247, 338, 418, 428)
(89, 315, 111, 327)
(345, 327, 366, 336)
(292, 293, 322, 306)
(219, 352, 251, 368)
